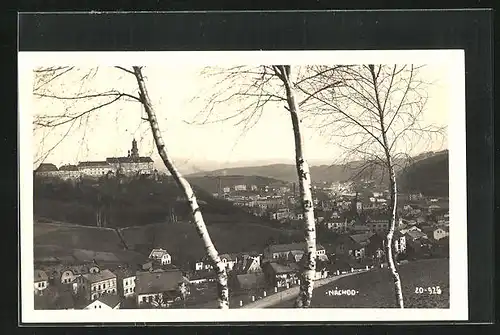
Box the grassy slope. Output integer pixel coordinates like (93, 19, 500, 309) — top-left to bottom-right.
(34, 221, 302, 265)
(34, 223, 124, 252)
(119, 221, 302, 263)
(273, 258, 449, 308)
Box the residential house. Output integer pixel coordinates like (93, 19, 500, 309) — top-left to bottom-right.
(234, 184, 247, 191)
(148, 248, 172, 265)
(187, 270, 216, 284)
(325, 217, 348, 232)
(393, 230, 407, 254)
(371, 230, 407, 256)
(193, 256, 214, 272)
(60, 264, 100, 285)
(349, 224, 372, 234)
(263, 242, 327, 262)
(366, 233, 385, 259)
(112, 267, 137, 298)
(399, 224, 423, 235)
(80, 269, 118, 301)
(405, 229, 428, 242)
(34, 270, 49, 294)
(235, 253, 262, 274)
(84, 295, 121, 310)
(423, 226, 449, 241)
(135, 269, 189, 307)
(269, 208, 291, 221)
(334, 234, 367, 260)
(235, 273, 267, 290)
(219, 253, 238, 271)
(366, 215, 390, 233)
(262, 262, 300, 287)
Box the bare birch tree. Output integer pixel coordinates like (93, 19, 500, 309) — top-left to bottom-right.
(32, 66, 229, 309)
(190, 65, 346, 307)
(295, 64, 446, 308)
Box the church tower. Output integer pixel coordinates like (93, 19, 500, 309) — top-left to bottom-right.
(130, 138, 139, 160)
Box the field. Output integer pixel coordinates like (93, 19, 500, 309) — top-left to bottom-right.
(33, 220, 302, 266)
(34, 222, 124, 252)
(272, 258, 449, 308)
(119, 221, 302, 263)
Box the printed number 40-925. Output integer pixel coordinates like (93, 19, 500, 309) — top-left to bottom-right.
(415, 286, 442, 294)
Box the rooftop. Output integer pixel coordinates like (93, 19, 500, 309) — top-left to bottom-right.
(268, 262, 300, 274)
(97, 294, 121, 308)
(34, 269, 48, 282)
(82, 269, 116, 283)
(406, 230, 428, 240)
(350, 233, 374, 246)
(106, 156, 153, 164)
(78, 161, 110, 168)
(59, 164, 79, 171)
(135, 270, 184, 295)
(267, 242, 325, 254)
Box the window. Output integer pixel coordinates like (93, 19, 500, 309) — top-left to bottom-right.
(112, 289, 116, 294)
(98, 285, 101, 290)
(142, 297, 147, 302)
(103, 284, 106, 289)
(125, 288, 128, 294)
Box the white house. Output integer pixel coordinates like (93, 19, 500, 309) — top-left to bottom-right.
(84, 295, 121, 310)
(80, 269, 118, 301)
(34, 270, 49, 294)
(234, 184, 247, 191)
(113, 268, 137, 298)
(148, 248, 172, 265)
(326, 218, 348, 232)
(432, 226, 449, 240)
(219, 254, 237, 271)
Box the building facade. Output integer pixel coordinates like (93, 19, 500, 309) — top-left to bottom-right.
(80, 269, 118, 301)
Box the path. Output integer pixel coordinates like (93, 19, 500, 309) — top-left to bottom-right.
(241, 269, 370, 309)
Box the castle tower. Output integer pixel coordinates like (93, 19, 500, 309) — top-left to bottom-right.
(130, 138, 139, 160)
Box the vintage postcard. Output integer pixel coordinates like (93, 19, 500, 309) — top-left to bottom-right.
(19, 50, 467, 323)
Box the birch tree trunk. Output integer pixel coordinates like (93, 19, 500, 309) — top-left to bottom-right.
(385, 159, 404, 308)
(132, 66, 229, 309)
(369, 64, 405, 308)
(279, 65, 317, 308)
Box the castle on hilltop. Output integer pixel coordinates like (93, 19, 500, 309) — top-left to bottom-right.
(36, 139, 155, 179)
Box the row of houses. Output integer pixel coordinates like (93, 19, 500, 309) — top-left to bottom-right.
(34, 248, 186, 310)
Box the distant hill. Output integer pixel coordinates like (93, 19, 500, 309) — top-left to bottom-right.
(187, 150, 449, 194)
(187, 164, 354, 184)
(398, 150, 449, 197)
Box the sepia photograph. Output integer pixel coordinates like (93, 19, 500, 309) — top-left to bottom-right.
(19, 50, 467, 323)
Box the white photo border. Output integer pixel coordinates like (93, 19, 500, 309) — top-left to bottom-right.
(19, 50, 467, 323)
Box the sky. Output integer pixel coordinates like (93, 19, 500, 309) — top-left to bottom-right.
(29, 60, 451, 173)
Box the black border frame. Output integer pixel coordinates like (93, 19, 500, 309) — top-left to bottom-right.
(13, 9, 494, 329)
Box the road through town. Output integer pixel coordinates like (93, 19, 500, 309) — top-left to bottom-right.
(241, 269, 370, 309)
